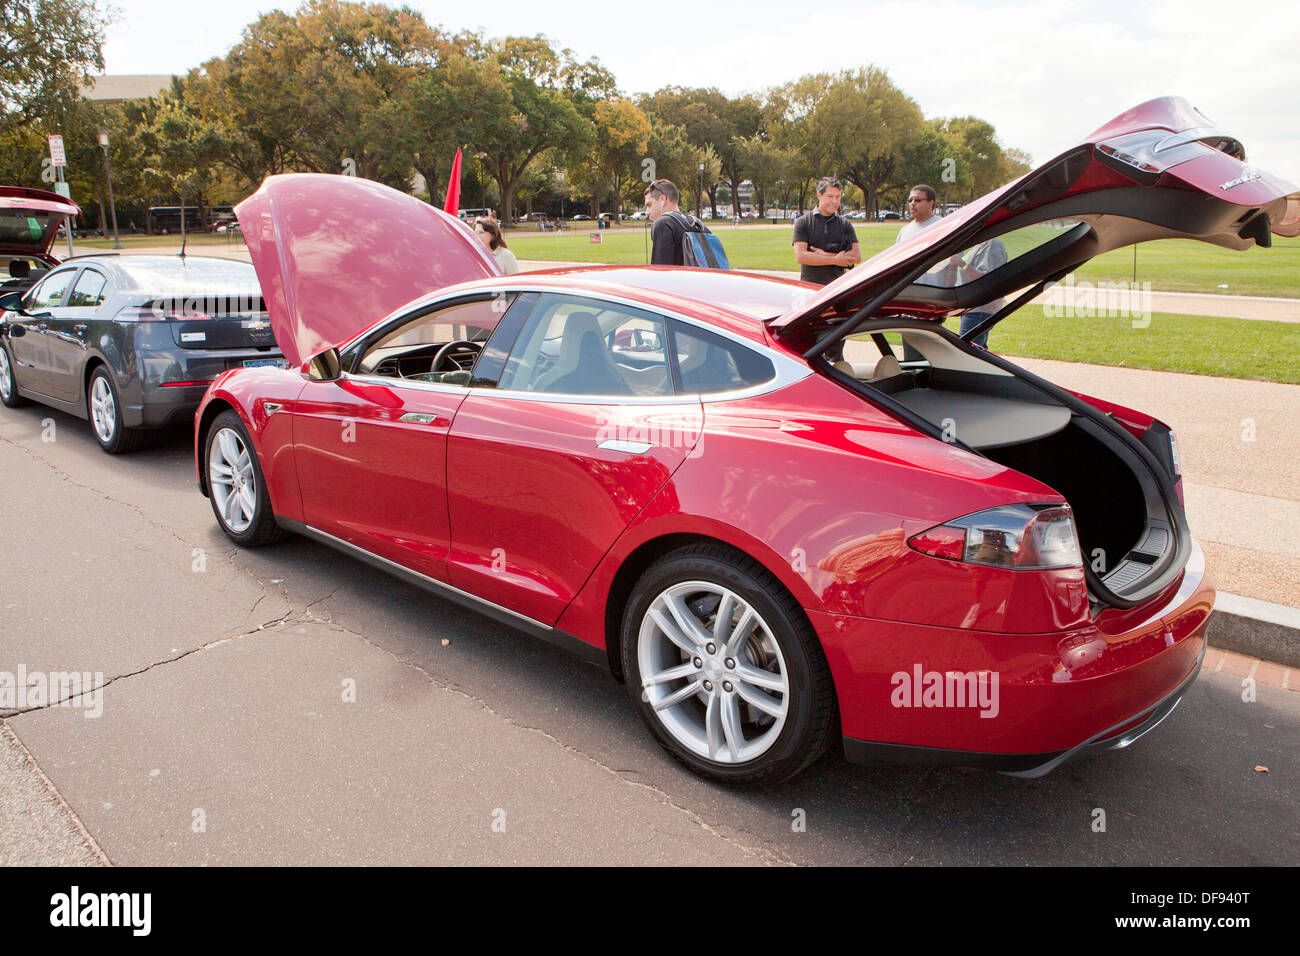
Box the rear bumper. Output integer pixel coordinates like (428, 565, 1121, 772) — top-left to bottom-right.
(817, 539, 1213, 773)
(842, 638, 1203, 776)
(125, 349, 283, 428)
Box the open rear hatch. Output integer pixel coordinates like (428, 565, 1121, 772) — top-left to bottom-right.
(768, 97, 1299, 609)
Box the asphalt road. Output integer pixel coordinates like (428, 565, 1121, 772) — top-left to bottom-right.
(1, 403, 1296, 866)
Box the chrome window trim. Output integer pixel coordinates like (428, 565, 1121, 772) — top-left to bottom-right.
(342, 285, 811, 406)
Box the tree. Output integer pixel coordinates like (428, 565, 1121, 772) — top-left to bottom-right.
(472, 35, 587, 221)
(809, 67, 924, 217)
(404, 50, 511, 206)
(0, 0, 110, 135)
(181, 1, 449, 189)
(932, 116, 1003, 200)
(736, 135, 797, 219)
(640, 87, 761, 217)
(892, 122, 969, 210)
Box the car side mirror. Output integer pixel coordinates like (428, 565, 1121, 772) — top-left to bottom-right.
(0, 291, 28, 315)
(308, 347, 342, 381)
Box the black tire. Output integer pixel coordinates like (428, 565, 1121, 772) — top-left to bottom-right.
(203, 409, 286, 547)
(0, 342, 30, 407)
(87, 366, 149, 453)
(621, 543, 836, 786)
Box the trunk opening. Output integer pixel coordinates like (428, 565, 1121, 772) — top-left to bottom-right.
(824, 321, 1188, 608)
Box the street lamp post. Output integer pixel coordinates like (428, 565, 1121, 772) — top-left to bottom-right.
(97, 128, 122, 250)
(697, 161, 704, 218)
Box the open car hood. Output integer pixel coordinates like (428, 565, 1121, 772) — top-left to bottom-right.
(769, 97, 1300, 356)
(235, 174, 501, 367)
(0, 186, 81, 258)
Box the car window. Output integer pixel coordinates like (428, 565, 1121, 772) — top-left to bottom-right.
(67, 269, 108, 308)
(914, 219, 1083, 289)
(670, 322, 775, 394)
(353, 296, 509, 380)
(25, 269, 75, 310)
(498, 294, 672, 398)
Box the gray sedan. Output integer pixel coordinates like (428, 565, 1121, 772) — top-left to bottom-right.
(0, 255, 282, 452)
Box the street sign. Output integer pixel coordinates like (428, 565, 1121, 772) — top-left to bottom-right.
(48, 135, 66, 167)
(53, 182, 71, 199)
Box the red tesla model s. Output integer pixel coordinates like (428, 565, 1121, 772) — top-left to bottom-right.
(196, 97, 1298, 784)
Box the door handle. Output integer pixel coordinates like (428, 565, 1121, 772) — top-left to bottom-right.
(36, 322, 48, 332)
(73, 324, 88, 335)
(599, 438, 652, 454)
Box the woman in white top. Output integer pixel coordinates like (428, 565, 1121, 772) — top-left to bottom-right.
(474, 217, 519, 274)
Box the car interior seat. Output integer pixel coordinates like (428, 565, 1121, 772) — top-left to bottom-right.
(532, 311, 629, 395)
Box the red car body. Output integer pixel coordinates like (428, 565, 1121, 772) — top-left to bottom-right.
(195, 98, 1298, 782)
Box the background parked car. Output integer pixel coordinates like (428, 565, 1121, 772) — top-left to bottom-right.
(0, 255, 280, 453)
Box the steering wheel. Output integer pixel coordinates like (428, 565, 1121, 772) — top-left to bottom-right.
(430, 339, 482, 373)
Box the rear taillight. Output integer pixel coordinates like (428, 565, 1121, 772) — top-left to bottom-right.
(909, 503, 1083, 570)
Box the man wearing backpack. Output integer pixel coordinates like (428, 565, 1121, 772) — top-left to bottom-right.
(792, 177, 861, 285)
(645, 179, 716, 266)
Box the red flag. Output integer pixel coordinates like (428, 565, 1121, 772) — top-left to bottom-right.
(443, 147, 462, 216)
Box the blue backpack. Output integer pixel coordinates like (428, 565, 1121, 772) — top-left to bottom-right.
(671, 212, 730, 269)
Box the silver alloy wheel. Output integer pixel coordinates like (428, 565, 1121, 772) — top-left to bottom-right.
(208, 426, 257, 534)
(0, 348, 11, 401)
(638, 580, 790, 763)
(90, 374, 116, 443)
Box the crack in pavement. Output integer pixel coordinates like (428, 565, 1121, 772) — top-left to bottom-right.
(1, 610, 298, 718)
(1, 436, 795, 863)
(0, 432, 199, 554)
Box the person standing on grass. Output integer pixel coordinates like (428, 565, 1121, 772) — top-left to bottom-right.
(792, 177, 862, 286)
(474, 217, 519, 274)
(894, 184, 944, 245)
(951, 238, 1007, 348)
(644, 179, 711, 265)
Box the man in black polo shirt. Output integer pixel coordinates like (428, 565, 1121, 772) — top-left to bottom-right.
(792, 177, 862, 284)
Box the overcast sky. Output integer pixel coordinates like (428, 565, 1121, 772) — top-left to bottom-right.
(101, 0, 1300, 177)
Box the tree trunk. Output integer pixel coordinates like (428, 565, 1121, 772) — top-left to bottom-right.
(707, 185, 719, 218)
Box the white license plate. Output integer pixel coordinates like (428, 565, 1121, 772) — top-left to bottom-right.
(242, 358, 284, 369)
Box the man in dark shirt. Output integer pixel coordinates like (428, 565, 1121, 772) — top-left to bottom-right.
(792, 177, 862, 284)
(644, 179, 711, 265)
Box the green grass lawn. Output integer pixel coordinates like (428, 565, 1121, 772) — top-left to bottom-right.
(977, 307, 1300, 384)
(509, 223, 1300, 298)
(72, 221, 1298, 383)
